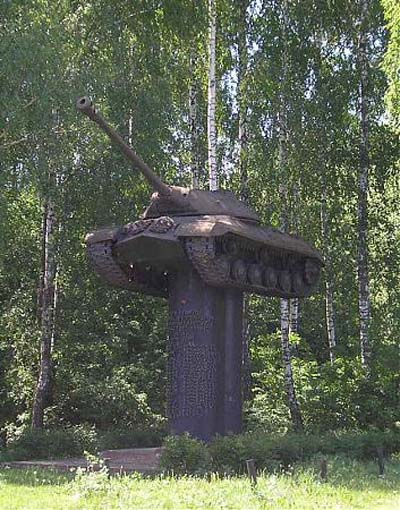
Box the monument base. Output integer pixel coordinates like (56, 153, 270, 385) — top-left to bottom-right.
(168, 268, 243, 441)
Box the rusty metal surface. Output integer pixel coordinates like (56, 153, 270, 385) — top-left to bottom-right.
(86, 238, 167, 298)
(175, 215, 323, 262)
(78, 96, 324, 442)
(78, 96, 323, 298)
(183, 236, 321, 299)
(98, 215, 323, 298)
(142, 188, 259, 222)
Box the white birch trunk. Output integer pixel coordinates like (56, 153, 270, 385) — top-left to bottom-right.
(281, 298, 304, 431)
(189, 52, 200, 188)
(321, 171, 337, 363)
(207, 0, 218, 191)
(358, 0, 371, 369)
(325, 279, 336, 362)
(289, 181, 300, 335)
(279, 0, 303, 432)
(289, 298, 300, 335)
(32, 198, 57, 428)
(128, 113, 134, 147)
(237, 0, 251, 398)
(237, 0, 249, 202)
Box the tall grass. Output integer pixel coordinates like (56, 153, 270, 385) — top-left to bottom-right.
(0, 456, 399, 509)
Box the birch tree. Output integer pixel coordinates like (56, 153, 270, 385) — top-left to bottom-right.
(32, 192, 58, 428)
(321, 167, 337, 363)
(278, 0, 304, 432)
(237, 0, 251, 398)
(289, 299, 300, 335)
(315, 30, 337, 363)
(289, 183, 300, 335)
(357, 0, 371, 369)
(208, 0, 218, 191)
(237, 0, 249, 203)
(189, 51, 201, 188)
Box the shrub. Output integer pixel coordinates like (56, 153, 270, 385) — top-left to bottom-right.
(161, 429, 400, 476)
(209, 434, 247, 474)
(64, 367, 165, 429)
(329, 430, 400, 459)
(160, 434, 211, 475)
(97, 427, 165, 451)
(0, 424, 167, 461)
(0, 425, 98, 461)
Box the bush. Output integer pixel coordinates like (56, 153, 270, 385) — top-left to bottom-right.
(161, 430, 400, 476)
(0, 425, 98, 461)
(329, 430, 400, 459)
(63, 367, 165, 430)
(98, 427, 165, 451)
(160, 434, 211, 475)
(209, 434, 247, 474)
(249, 336, 400, 433)
(0, 424, 165, 461)
(209, 432, 323, 473)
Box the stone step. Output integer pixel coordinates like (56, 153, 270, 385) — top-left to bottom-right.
(101, 447, 163, 459)
(0, 447, 164, 475)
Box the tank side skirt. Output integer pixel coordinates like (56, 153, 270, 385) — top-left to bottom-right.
(183, 236, 321, 298)
(87, 240, 167, 298)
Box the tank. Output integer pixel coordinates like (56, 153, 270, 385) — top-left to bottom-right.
(77, 96, 323, 299)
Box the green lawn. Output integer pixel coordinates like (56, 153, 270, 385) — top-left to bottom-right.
(0, 457, 399, 510)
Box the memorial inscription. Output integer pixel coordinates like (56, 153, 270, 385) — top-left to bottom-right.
(168, 309, 218, 419)
(169, 310, 214, 343)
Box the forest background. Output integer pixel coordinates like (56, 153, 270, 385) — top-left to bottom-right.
(0, 0, 399, 452)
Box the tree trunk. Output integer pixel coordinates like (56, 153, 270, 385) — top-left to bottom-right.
(281, 299, 304, 431)
(189, 51, 201, 188)
(279, 0, 304, 432)
(32, 199, 57, 429)
(321, 170, 337, 363)
(289, 181, 300, 335)
(238, 0, 249, 203)
(237, 0, 251, 399)
(207, 0, 218, 191)
(358, 0, 371, 369)
(289, 298, 300, 335)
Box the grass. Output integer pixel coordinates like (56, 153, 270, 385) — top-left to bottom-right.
(0, 456, 399, 509)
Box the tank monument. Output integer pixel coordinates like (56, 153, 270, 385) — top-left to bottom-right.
(77, 96, 323, 441)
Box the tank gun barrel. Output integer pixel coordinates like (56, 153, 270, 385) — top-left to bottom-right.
(76, 96, 171, 196)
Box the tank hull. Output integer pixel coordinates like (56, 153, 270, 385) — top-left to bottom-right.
(86, 215, 323, 299)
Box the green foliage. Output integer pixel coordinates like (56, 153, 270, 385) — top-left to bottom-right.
(160, 434, 212, 475)
(0, 0, 399, 445)
(0, 425, 165, 461)
(57, 367, 164, 429)
(382, 0, 400, 131)
(248, 331, 400, 433)
(97, 427, 165, 451)
(72, 454, 111, 497)
(161, 430, 400, 476)
(0, 425, 97, 461)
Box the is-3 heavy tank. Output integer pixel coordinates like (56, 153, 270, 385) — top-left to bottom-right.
(77, 96, 323, 301)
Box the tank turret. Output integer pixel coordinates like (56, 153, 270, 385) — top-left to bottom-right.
(77, 96, 323, 300)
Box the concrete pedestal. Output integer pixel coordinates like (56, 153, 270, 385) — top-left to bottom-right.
(167, 269, 243, 441)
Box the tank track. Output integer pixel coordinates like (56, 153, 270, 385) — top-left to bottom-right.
(87, 240, 167, 298)
(183, 235, 321, 298)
